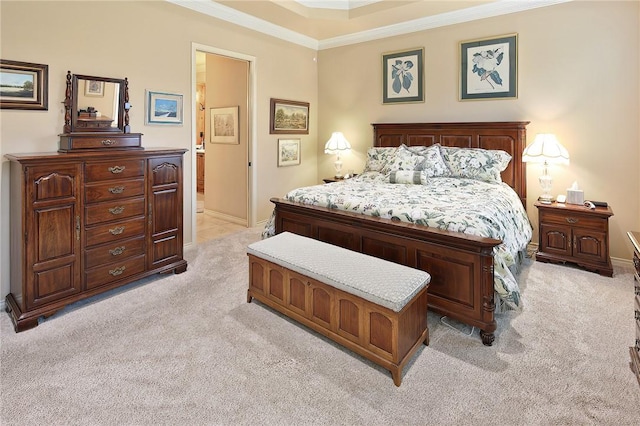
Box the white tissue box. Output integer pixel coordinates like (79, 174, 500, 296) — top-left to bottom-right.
(566, 189, 584, 205)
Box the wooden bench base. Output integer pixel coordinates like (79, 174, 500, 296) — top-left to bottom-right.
(247, 254, 429, 386)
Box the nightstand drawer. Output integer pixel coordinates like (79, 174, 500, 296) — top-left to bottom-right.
(539, 210, 608, 231)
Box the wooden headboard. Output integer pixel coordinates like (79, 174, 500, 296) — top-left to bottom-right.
(372, 121, 529, 207)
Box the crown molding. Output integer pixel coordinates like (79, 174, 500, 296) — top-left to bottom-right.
(168, 0, 572, 51)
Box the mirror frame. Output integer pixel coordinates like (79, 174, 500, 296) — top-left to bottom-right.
(63, 71, 129, 134)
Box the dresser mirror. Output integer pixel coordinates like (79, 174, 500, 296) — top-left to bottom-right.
(63, 71, 130, 134)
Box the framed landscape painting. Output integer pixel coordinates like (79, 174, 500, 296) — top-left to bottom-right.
(277, 138, 301, 167)
(270, 98, 309, 134)
(0, 59, 48, 110)
(460, 34, 518, 100)
(145, 90, 183, 125)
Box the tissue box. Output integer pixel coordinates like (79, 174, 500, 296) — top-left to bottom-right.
(566, 189, 584, 205)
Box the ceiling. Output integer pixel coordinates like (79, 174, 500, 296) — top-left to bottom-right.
(171, 0, 572, 50)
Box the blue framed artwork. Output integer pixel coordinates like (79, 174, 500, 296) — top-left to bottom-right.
(382, 47, 424, 104)
(460, 33, 518, 100)
(145, 90, 183, 125)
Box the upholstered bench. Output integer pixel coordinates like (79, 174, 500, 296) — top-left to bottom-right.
(246, 232, 431, 386)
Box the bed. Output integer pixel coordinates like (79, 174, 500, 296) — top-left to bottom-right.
(265, 121, 532, 346)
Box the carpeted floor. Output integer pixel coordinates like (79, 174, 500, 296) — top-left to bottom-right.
(1, 227, 639, 425)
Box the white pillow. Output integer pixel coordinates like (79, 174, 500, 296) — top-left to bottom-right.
(439, 146, 512, 183)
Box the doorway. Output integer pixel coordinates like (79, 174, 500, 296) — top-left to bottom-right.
(192, 43, 256, 244)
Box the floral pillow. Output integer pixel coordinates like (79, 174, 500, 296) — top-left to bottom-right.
(410, 144, 451, 178)
(439, 146, 512, 183)
(381, 145, 425, 175)
(363, 147, 397, 173)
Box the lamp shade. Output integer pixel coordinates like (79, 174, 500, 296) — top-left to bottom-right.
(324, 132, 351, 154)
(522, 133, 570, 165)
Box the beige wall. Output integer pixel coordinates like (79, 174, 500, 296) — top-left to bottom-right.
(318, 0, 640, 261)
(0, 1, 319, 300)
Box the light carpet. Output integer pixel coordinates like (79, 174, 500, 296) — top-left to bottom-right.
(1, 227, 639, 425)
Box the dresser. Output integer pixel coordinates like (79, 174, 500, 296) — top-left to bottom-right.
(535, 201, 614, 276)
(5, 148, 187, 332)
(628, 231, 640, 386)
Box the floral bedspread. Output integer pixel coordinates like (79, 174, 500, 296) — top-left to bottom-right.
(263, 172, 532, 309)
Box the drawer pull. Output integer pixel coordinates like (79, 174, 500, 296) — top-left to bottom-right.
(635, 286, 640, 296)
(566, 217, 579, 224)
(108, 165, 125, 174)
(109, 246, 126, 256)
(102, 139, 116, 146)
(636, 339, 640, 350)
(75, 215, 80, 241)
(109, 226, 125, 235)
(109, 206, 125, 215)
(108, 186, 125, 194)
(109, 266, 126, 276)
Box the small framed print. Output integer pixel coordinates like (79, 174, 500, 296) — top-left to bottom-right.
(382, 47, 424, 104)
(84, 80, 104, 97)
(0, 59, 48, 110)
(277, 138, 301, 167)
(460, 33, 518, 100)
(270, 98, 309, 134)
(210, 106, 239, 144)
(145, 90, 183, 125)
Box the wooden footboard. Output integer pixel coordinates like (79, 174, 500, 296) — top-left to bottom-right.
(271, 197, 502, 346)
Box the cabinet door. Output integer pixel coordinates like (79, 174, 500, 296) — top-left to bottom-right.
(539, 223, 572, 257)
(573, 228, 608, 263)
(148, 156, 183, 268)
(25, 164, 82, 309)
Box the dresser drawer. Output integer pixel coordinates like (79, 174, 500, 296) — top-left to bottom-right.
(85, 236, 145, 269)
(85, 216, 145, 247)
(539, 210, 608, 231)
(59, 134, 142, 152)
(85, 254, 146, 290)
(85, 197, 145, 225)
(85, 159, 145, 182)
(85, 178, 145, 203)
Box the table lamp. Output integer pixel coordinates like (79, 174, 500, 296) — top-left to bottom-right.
(324, 132, 351, 179)
(522, 133, 570, 204)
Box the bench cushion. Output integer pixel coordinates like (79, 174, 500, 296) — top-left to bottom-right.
(247, 232, 430, 312)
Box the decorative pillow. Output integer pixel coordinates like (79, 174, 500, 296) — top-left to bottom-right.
(363, 147, 397, 173)
(412, 144, 452, 178)
(439, 146, 512, 183)
(389, 170, 423, 184)
(381, 145, 425, 175)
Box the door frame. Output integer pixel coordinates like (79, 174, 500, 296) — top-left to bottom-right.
(191, 42, 257, 244)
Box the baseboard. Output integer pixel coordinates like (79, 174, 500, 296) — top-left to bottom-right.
(203, 209, 247, 226)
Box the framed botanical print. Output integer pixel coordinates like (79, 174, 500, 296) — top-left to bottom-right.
(382, 47, 424, 104)
(460, 34, 518, 100)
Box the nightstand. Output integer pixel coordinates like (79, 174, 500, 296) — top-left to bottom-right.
(323, 177, 343, 183)
(535, 201, 614, 277)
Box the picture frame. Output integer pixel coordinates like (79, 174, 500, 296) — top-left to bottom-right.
(210, 106, 239, 144)
(382, 47, 424, 104)
(84, 80, 104, 97)
(460, 33, 518, 101)
(270, 98, 309, 134)
(277, 138, 301, 167)
(145, 90, 183, 125)
(0, 59, 48, 110)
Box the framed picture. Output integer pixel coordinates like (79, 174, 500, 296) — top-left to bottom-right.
(210, 106, 239, 144)
(382, 47, 424, 104)
(145, 90, 183, 125)
(0, 59, 48, 110)
(277, 138, 301, 167)
(270, 98, 309, 134)
(84, 80, 104, 97)
(460, 33, 518, 101)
